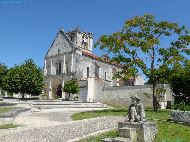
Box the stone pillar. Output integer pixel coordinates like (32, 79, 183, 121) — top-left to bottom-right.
(50, 58, 53, 75)
(71, 54, 73, 72)
(48, 80, 53, 99)
(62, 80, 65, 100)
(0, 89, 1, 97)
(44, 59, 47, 76)
(63, 55, 66, 73)
(18, 92, 21, 98)
(4, 91, 8, 97)
(117, 78, 120, 86)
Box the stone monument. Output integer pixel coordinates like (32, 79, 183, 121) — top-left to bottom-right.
(102, 94, 157, 142)
(127, 95, 146, 122)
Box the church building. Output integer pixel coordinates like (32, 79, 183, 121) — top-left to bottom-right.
(43, 27, 144, 102)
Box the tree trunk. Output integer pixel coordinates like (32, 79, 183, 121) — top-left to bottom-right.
(153, 84, 158, 111)
(22, 93, 25, 99)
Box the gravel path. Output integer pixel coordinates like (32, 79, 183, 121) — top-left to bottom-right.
(0, 116, 125, 142)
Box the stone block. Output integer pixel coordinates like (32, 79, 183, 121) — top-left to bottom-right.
(118, 122, 157, 142)
(111, 137, 131, 142)
(171, 110, 190, 123)
(119, 127, 137, 141)
(101, 138, 112, 142)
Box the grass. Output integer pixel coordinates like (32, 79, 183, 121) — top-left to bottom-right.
(71, 107, 170, 121)
(0, 123, 18, 129)
(156, 121, 190, 142)
(71, 108, 127, 120)
(0, 107, 18, 114)
(71, 107, 190, 142)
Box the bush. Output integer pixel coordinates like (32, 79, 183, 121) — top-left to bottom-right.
(172, 100, 190, 111)
(63, 78, 79, 96)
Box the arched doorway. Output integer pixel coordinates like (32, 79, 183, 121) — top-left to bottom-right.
(56, 84, 62, 98)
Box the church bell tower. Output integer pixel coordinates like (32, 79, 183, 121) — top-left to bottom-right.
(66, 27, 93, 52)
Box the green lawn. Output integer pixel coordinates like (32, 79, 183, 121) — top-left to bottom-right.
(71, 108, 190, 142)
(0, 123, 18, 129)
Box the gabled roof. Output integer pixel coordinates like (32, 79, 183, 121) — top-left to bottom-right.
(45, 28, 76, 58)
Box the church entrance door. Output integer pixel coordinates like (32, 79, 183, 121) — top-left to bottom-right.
(56, 84, 62, 98)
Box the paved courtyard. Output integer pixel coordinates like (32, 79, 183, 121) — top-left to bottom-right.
(0, 101, 116, 142)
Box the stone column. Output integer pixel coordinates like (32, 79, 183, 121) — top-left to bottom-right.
(63, 55, 66, 73)
(62, 80, 65, 100)
(4, 91, 8, 97)
(71, 54, 73, 72)
(117, 78, 120, 86)
(50, 58, 53, 75)
(44, 59, 47, 76)
(48, 80, 53, 99)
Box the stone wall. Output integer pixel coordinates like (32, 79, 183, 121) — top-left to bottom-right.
(94, 82, 173, 107)
(171, 110, 190, 123)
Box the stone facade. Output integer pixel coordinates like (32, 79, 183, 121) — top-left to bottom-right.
(44, 27, 145, 101)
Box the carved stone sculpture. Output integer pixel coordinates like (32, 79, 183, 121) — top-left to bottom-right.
(127, 94, 146, 122)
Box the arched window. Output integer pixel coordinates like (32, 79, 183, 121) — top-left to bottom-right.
(59, 61, 62, 74)
(87, 67, 89, 78)
(56, 61, 62, 75)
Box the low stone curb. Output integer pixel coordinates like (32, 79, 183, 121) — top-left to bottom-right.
(171, 110, 190, 123)
(0, 116, 125, 142)
(0, 103, 17, 107)
(0, 108, 31, 118)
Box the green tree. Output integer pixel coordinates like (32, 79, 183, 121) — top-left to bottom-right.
(63, 78, 79, 99)
(0, 63, 8, 88)
(169, 60, 190, 104)
(96, 14, 190, 111)
(2, 59, 44, 99)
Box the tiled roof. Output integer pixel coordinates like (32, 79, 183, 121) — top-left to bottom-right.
(81, 49, 123, 68)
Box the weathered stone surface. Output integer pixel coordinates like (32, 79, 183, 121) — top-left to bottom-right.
(118, 122, 157, 142)
(171, 110, 190, 123)
(119, 127, 137, 141)
(111, 137, 131, 142)
(101, 138, 112, 142)
(102, 137, 131, 142)
(94, 84, 173, 107)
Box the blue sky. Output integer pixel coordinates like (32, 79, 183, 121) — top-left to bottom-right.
(0, 0, 190, 68)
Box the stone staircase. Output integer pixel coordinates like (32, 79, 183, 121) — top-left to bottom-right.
(31, 101, 109, 109)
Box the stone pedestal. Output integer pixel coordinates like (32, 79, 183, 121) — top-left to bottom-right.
(102, 121, 157, 142)
(118, 122, 157, 142)
(119, 127, 137, 141)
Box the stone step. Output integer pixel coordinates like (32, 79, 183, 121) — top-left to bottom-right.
(118, 127, 137, 141)
(101, 137, 112, 142)
(112, 137, 131, 142)
(32, 104, 108, 109)
(102, 137, 131, 142)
